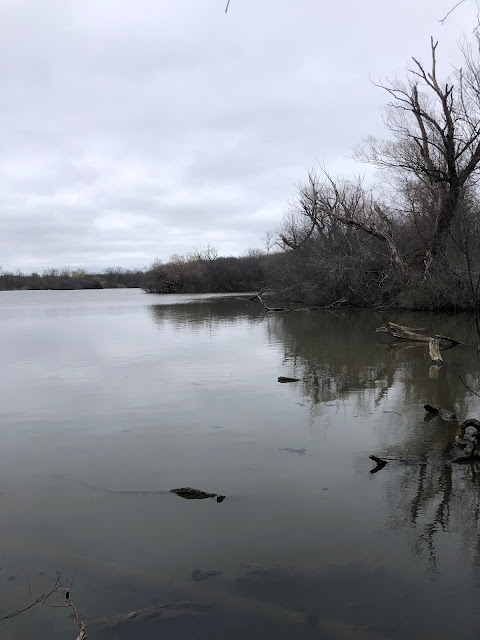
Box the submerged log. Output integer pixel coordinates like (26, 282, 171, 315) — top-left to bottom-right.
(170, 487, 225, 502)
(279, 447, 306, 455)
(278, 376, 302, 383)
(191, 569, 222, 582)
(94, 601, 211, 630)
(424, 405, 457, 421)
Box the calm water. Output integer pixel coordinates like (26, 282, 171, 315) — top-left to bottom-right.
(1, 289, 480, 639)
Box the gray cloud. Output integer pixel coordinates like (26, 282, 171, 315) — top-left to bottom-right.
(1, 0, 476, 271)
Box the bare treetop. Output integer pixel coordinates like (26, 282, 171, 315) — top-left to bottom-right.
(355, 36, 480, 262)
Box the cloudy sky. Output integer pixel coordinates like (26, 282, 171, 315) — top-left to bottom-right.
(1, 0, 477, 272)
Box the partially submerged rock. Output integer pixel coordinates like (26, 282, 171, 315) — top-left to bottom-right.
(170, 487, 226, 502)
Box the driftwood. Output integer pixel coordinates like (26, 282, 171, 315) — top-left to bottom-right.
(428, 339, 443, 364)
(376, 322, 431, 341)
(424, 404, 457, 421)
(278, 376, 302, 383)
(375, 322, 461, 352)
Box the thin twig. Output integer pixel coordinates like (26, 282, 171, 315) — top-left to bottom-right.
(1, 571, 86, 639)
(440, 0, 468, 24)
(459, 374, 480, 398)
(0, 573, 67, 620)
(225, 0, 231, 13)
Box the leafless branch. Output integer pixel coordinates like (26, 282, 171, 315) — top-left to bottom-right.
(1, 572, 86, 639)
(0, 573, 67, 621)
(440, 0, 468, 24)
(459, 374, 480, 397)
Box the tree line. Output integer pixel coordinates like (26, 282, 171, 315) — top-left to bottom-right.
(0, 267, 146, 291)
(0, 251, 271, 294)
(142, 247, 269, 294)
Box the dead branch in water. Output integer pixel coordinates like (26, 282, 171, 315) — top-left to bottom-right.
(369, 454, 427, 474)
(0, 572, 85, 639)
(376, 322, 460, 363)
(424, 404, 458, 421)
(376, 322, 460, 347)
(255, 293, 290, 312)
(369, 455, 388, 473)
(459, 375, 480, 398)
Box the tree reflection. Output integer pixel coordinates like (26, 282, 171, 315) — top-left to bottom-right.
(267, 307, 480, 576)
(148, 296, 263, 331)
(148, 297, 480, 577)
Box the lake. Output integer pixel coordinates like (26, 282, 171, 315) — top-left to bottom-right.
(1, 288, 480, 639)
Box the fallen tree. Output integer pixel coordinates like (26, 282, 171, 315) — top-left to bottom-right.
(376, 322, 460, 347)
(376, 322, 461, 364)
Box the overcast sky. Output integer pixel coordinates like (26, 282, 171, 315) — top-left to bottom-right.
(1, 0, 477, 272)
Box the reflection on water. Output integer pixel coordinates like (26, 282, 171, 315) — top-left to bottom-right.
(1, 290, 480, 639)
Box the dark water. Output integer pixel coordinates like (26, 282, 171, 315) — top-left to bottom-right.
(1, 289, 480, 639)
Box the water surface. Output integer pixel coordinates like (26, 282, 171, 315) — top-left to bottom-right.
(1, 289, 480, 639)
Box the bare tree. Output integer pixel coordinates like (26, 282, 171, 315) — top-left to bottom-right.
(278, 169, 407, 276)
(191, 242, 219, 261)
(355, 37, 480, 270)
